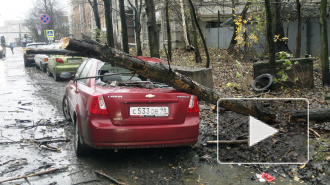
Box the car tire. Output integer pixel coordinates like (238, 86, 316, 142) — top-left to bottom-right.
(74, 118, 89, 157)
(42, 64, 47, 73)
(24, 56, 28, 67)
(251, 73, 274, 91)
(47, 67, 53, 77)
(54, 69, 61, 81)
(35, 63, 40, 70)
(62, 95, 71, 122)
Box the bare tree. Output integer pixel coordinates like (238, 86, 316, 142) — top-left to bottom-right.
(127, 0, 143, 56)
(103, 0, 114, 47)
(320, 0, 329, 85)
(189, 2, 201, 63)
(165, 0, 172, 61)
(264, 0, 276, 75)
(145, 0, 160, 58)
(295, 0, 301, 57)
(273, 0, 290, 53)
(119, 0, 129, 53)
(188, 0, 210, 68)
(180, 0, 189, 48)
(87, 0, 101, 42)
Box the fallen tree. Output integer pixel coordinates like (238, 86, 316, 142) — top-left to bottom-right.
(26, 38, 277, 123)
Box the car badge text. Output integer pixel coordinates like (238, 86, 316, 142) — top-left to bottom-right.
(146, 94, 155, 98)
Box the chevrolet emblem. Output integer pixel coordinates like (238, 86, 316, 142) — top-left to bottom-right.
(146, 94, 155, 98)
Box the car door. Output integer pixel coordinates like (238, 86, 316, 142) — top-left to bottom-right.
(67, 59, 88, 118)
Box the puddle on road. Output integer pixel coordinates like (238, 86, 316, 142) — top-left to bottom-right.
(0, 52, 72, 184)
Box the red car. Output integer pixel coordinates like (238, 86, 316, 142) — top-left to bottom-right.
(62, 57, 200, 156)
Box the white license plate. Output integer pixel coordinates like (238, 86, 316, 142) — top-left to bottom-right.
(130, 107, 169, 117)
(68, 59, 82, 63)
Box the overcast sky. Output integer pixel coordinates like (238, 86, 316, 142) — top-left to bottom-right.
(0, 0, 68, 26)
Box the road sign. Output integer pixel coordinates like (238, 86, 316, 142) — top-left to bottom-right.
(36, 25, 42, 30)
(40, 14, 50, 24)
(46, 30, 54, 38)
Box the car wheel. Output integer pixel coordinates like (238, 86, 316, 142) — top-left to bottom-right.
(42, 64, 47, 73)
(54, 69, 61, 81)
(35, 63, 40, 70)
(24, 56, 28, 67)
(62, 95, 71, 122)
(47, 67, 53, 77)
(0, 53, 3, 59)
(74, 118, 89, 157)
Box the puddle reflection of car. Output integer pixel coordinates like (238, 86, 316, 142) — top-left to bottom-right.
(62, 57, 200, 156)
(47, 44, 85, 81)
(23, 42, 47, 67)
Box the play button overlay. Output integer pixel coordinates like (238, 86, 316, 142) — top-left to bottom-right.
(217, 98, 309, 164)
(249, 116, 278, 147)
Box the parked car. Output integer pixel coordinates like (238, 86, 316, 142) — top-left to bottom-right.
(0, 35, 6, 59)
(47, 44, 85, 81)
(34, 43, 60, 72)
(63, 58, 200, 156)
(23, 42, 47, 67)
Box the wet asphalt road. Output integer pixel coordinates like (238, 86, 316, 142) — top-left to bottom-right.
(0, 48, 303, 185)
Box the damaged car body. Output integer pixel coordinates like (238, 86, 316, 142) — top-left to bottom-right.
(63, 58, 200, 156)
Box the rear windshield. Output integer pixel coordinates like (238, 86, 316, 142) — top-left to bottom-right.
(27, 44, 47, 48)
(95, 63, 170, 89)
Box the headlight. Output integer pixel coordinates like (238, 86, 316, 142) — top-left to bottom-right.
(0, 46, 2, 50)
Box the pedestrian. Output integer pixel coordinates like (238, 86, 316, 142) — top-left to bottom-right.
(10, 42, 16, 54)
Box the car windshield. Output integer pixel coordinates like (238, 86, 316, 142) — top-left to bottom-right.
(95, 63, 170, 89)
(27, 44, 47, 48)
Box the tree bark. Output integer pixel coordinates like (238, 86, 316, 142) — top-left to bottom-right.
(273, 0, 290, 53)
(295, 0, 301, 57)
(88, 0, 101, 42)
(189, 2, 201, 63)
(180, 0, 190, 48)
(24, 48, 88, 57)
(58, 37, 275, 123)
(264, 0, 276, 75)
(145, 0, 160, 58)
(103, 0, 114, 47)
(228, 1, 237, 53)
(290, 108, 330, 123)
(119, 0, 129, 53)
(320, 0, 329, 85)
(166, 0, 172, 61)
(187, 0, 210, 68)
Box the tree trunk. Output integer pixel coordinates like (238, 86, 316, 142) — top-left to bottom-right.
(273, 0, 290, 53)
(135, 0, 143, 56)
(145, 0, 160, 58)
(187, 0, 210, 68)
(180, 0, 190, 48)
(166, 0, 172, 61)
(119, 0, 129, 53)
(290, 108, 330, 123)
(228, 1, 237, 53)
(88, 0, 101, 42)
(264, 0, 276, 75)
(103, 0, 114, 47)
(189, 2, 201, 63)
(295, 0, 301, 57)
(320, 0, 329, 85)
(58, 37, 275, 123)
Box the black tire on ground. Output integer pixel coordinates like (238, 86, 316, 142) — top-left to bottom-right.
(47, 67, 53, 77)
(62, 95, 71, 122)
(251, 73, 274, 91)
(74, 118, 89, 157)
(35, 63, 40, 70)
(0, 53, 3, 59)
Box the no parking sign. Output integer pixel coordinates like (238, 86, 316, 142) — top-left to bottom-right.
(40, 14, 50, 24)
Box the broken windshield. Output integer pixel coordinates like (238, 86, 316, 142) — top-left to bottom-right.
(95, 63, 171, 89)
